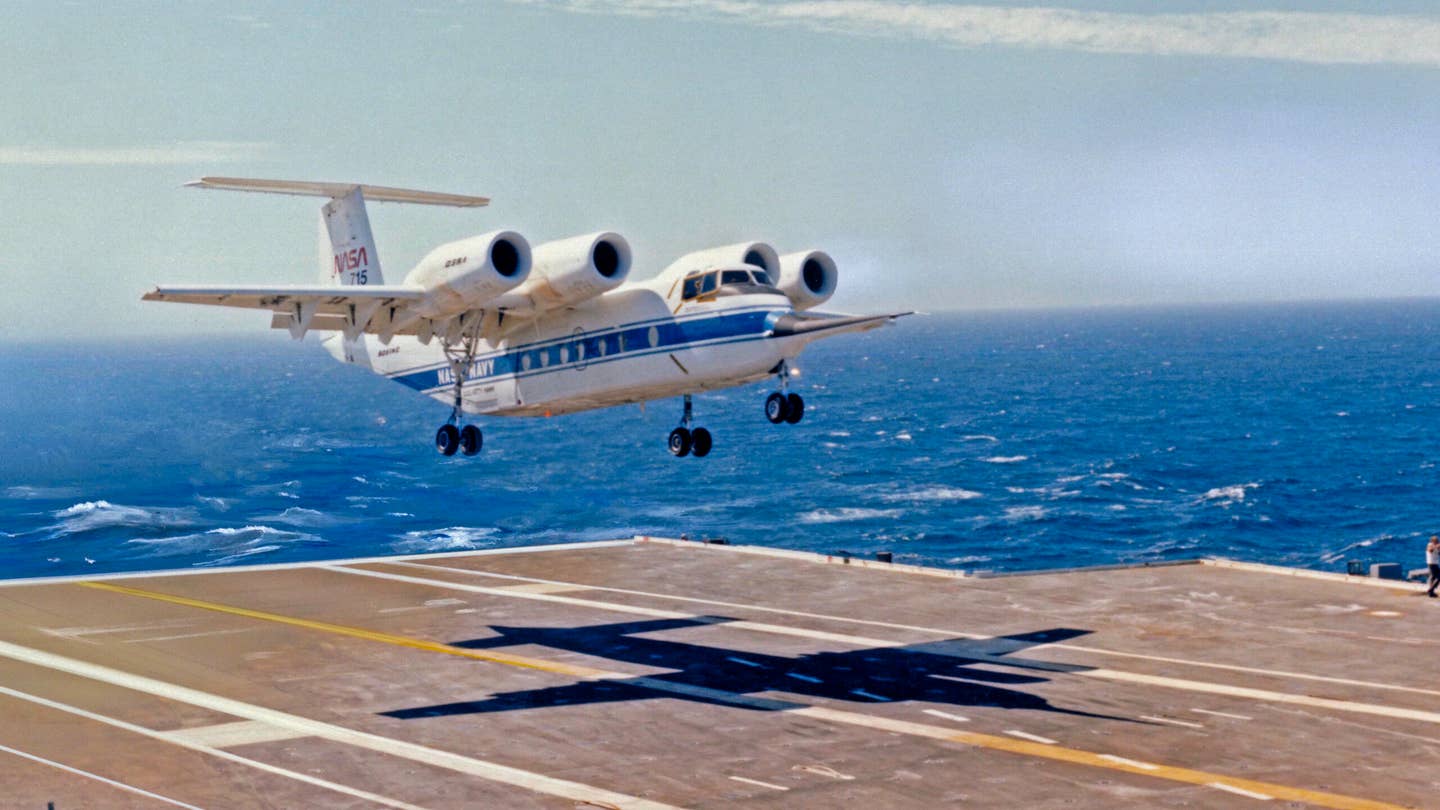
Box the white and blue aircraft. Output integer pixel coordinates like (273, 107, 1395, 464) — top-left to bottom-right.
(144, 178, 907, 457)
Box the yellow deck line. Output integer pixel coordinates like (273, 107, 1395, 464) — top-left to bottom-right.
(79, 580, 1408, 810)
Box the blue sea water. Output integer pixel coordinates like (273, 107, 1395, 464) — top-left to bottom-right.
(1, 300, 1437, 580)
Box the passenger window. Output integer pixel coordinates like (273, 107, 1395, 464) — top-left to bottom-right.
(751, 270, 772, 285)
(699, 272, 718, 294)
(721, 270, 749, 285)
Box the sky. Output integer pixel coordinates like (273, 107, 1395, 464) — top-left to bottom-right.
(0, 0, 1437, 339)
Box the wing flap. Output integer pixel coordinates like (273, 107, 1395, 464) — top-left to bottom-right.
(143, 284, 424, 314)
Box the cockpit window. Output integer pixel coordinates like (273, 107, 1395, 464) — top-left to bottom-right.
(751, 270, 772, 286)
(721, 270, 750, 286)
(682, 274, 703, 299)
(699, 271, 718, 294)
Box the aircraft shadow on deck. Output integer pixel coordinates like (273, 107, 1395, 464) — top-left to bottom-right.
(382, 617, 1134, 724)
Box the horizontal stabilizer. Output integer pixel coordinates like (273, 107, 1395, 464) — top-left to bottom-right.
(186, 176, 490, 207)
(767, 311, 911, 339)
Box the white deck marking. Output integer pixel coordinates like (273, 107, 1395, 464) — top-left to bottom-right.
(0, 640, 680, 810)
(1099, 754, 1159, 770)
(849, 688, 891, 701)
(786, 672, 822, 684)
(1192, 708, 1253, 721)
(726, 656, 763, 668)
(126, 628, 254, 644)
(727, 775, 789, 791)
(493, 582, 589, 595)
(1140, 715, 1206, 729)
(1209, 781, 1274, 800)
(342, 565, 1440, 727)
(1003, 730, 1056, 744)
(392, 560, 1440, 699)
(793, 763, 855, 780)
(1088, 668, 1440, 726)
(922, 709, 970, 723)
(0, 685, 425, 810)
(0, 741, 206, 809)
(161, 719, 308, 748)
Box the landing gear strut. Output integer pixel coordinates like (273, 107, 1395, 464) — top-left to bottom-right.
(436, 318, 484, 457)
(669, 394, 712, 458)
(765, 361, 804, 425)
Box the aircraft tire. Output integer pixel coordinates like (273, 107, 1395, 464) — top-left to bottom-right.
(784, 393, 804, 424)
(460, 424, 483, 456)
(691, 427, 712, 457)
(765, 392, 788, 424)
(435, 424, 460, 456)
(668, 427, 692, 457)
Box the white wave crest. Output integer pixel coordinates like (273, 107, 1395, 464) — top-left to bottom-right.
(962, 435, 999, 443)
(393, 526, 500, 553)
(882, 486, 983, 503)
(1003, 505, 1049, 522)
(255, 507, 340, 527)
(5, 485, 80, 500)
(1199, 483, 1259, 506)
(127, 525, 313, 553)
(49, 500, 197, 536)
(799, 507, 903, 525)
(982, 455, 1029, 464)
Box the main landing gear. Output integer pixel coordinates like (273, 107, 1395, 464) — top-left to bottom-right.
(668, 394, 713, 458)
(765, 361, 804, 425)
(435, 323, 484, 458)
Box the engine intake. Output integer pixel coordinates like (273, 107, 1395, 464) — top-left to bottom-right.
(777, 250, 837, 310)
(404, 231, 533, 318)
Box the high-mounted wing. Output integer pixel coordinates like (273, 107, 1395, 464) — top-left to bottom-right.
(143, 284, 426, 340)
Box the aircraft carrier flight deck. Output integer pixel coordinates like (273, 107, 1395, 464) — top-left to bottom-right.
(0, 537, 1433, 809)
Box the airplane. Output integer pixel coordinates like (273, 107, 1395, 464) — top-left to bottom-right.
(143, 178, 908, 457)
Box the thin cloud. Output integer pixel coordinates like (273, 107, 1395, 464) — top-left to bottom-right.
(517, 0, 1440, 67)
(0, 141, 271, 167)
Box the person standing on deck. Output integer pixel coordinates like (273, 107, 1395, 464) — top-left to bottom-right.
(1427, 536, 1440, 598)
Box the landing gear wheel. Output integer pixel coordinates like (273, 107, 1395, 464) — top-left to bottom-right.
(784, 393, 804, 424)
(691, 427, 712, 457)
(668, 427, 693, 457)
(435, 424, 460, 456)
(459, 424, 483, 456)
(765, 392, 789, 424)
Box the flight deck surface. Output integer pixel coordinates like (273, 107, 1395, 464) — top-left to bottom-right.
(0, 537, 1434, 808)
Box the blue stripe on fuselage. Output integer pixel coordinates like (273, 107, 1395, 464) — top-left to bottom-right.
(387, 307, 778, 392)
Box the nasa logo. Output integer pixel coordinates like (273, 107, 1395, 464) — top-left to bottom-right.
(333, 247, 369, 275)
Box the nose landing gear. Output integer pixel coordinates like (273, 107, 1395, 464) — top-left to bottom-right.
(669, 394, 713, 458)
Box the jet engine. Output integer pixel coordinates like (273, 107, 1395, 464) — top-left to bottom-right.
(662, 241, 780, 279)
(509, 231, 633, 310)
(777, 250, 837, 311)
(404, 230, 533, 318)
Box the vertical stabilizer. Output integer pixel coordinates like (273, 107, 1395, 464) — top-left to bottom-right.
(320, 187, 383, 286)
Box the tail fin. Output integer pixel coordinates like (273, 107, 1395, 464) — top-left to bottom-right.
(186, 176, 491, 288)
(320, 187, 381, 286)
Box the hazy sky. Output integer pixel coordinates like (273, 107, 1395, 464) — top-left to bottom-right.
(1, 1, 1437, 339)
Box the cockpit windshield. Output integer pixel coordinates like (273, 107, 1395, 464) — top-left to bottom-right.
(681, 268, 776, 301)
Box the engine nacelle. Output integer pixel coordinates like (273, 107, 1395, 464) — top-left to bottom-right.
(404, 230, 532, 318)
(777, 250, 837, 311)
(662, 241, 780, 279)
(510, 231, 633, 311)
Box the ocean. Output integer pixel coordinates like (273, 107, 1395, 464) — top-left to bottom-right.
(1, 300, 1436, 580)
